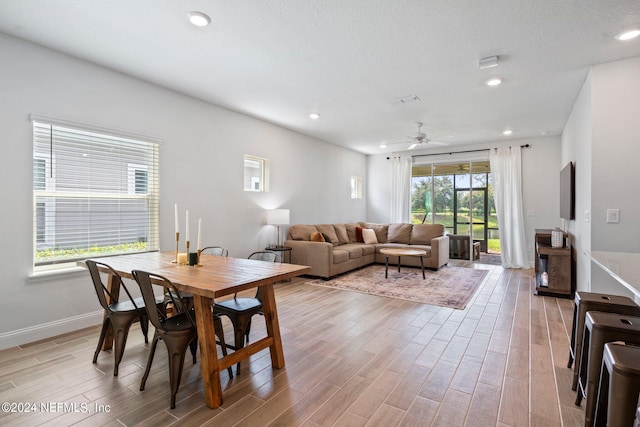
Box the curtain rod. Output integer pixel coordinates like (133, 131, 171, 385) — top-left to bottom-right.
(386, 143, 530, 159)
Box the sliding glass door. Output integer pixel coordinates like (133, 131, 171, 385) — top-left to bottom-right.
(411, 159, 500, 260)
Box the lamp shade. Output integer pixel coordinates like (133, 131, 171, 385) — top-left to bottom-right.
(266, 209, 289, 225)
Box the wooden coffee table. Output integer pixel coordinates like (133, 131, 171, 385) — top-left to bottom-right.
(379, 248, 427, 279)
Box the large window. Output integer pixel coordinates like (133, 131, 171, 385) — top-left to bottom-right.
(411, 160, 500, 254)
(32, 119, 160, 271)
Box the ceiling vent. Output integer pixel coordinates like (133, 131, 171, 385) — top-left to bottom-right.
(479, 55, 499, 69)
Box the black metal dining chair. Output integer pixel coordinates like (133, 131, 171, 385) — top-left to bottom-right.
(131, 270, 198, 408)
(132, 270, 232, 408)
(214, 251, 279, 374)
(86, 259, 162, 376)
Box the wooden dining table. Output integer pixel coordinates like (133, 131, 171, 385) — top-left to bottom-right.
(85, 251, 310, 409)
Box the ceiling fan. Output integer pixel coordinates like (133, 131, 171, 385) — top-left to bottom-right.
(386, 122, 448, 150)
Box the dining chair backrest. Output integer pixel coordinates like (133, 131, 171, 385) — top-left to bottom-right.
(201, 246, 228, 257)
(86, 260, 139, 312)
(131, 270, 194, 332)
(247, 251, 280, 300)
(248, 251, 280, 263)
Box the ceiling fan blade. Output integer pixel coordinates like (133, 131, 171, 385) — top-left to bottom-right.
(407, 143, 418, 150)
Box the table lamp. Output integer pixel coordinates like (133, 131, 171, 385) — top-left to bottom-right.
(266, 209, 289, 248)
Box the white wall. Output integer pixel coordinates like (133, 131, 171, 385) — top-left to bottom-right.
(0, 34, 366, 348)
(561, 72, 592, 292)
(560, 56, 640, 298)
(590, 56, 640, 297)
(367, 136, 562, 267)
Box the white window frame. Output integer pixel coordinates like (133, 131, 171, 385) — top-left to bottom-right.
(350, 175, 363, 199)
(32, 115, 160, 272)
(244, 154, 270, 192)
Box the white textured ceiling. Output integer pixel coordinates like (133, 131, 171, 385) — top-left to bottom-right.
(1, 0, 639, 154)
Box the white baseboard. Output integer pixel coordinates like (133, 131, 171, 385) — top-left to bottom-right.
(0, 310, 103, 350)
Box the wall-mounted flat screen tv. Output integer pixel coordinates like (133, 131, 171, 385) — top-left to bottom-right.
(560, 162, 575, 220)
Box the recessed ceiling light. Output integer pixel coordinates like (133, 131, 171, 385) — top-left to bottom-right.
(616, 29, 640, 41)
(502, 129, 513, 135)
(380, 143, 387, 148)
(188, 11, 211, 27)
(485, 78, 502, 87)
(309, 113, 320, 120)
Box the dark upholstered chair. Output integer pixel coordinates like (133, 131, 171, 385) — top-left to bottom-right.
(86, 259, 162, 376)
(214, 251, 279, 374)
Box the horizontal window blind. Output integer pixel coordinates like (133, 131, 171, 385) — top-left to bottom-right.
(33, 120, 159, 270)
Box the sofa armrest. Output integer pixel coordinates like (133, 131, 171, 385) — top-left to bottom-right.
(284, 240, 333, 277)
(428, 235, 449, 269)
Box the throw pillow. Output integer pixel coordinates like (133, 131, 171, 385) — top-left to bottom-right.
(316, 224, 339, 245)
(310, 231, 325, 242)
(355, 226, 364, 242)
(362, 228, 378, 244)
(333, 224, 350, 244)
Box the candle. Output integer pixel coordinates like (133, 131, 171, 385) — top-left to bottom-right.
(177, 252, 187, 264)
(174, 204, 179, 234)
(197, 218, 202, 251)
(185, 210, 190, 242)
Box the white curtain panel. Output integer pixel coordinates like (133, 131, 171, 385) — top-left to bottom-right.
(390, 156, 412, 223)
(490, 146, 530, 268)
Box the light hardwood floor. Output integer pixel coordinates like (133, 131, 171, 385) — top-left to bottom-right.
(0, 261, 585, 426)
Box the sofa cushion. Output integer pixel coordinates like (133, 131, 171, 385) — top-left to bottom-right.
(410, 223, 445, 245)
(338, 243, 364, 259)
(289, 224, 318, 241)
(332, 249, 350, 264)
(310, 231, 325, 242)
(333, 224, 349, 244)
(360, 244, 376, 256)
(365, 223, 389, 243)
(362, 228, 378, 244)
(388, 223, 413, 244)
(316, 224, 339, 245)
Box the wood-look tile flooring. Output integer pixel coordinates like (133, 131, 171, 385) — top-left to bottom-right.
(0, 261, 585, 426)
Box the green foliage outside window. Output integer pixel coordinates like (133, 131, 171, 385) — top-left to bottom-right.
(36, 242, 147, 263)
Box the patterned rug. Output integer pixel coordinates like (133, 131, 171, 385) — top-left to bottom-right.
(305, 264, 489, 309)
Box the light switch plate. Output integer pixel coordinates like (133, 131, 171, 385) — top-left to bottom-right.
(606, 209, 620, 224)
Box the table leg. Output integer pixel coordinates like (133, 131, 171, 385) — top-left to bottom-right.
(397, 256, 401, 273)
(420, 256, 425, 279)
(260, 283, 285, 368)
(193, 295, 223, 409)
(385, 256, 389, 278)
(101, 273, 121, 351)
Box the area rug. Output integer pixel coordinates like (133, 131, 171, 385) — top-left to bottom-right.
(305, 264, 488, 309)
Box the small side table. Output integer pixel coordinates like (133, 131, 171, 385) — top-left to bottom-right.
(265, 246, 292, 264)
(379, 248, 426, 279)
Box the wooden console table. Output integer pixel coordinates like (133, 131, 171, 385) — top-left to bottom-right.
(534, 229, 574, 298)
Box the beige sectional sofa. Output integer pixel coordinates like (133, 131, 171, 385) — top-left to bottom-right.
(284, 222, 449, 279)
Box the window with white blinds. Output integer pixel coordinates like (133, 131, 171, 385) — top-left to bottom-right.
(32, 119, 160, 271)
